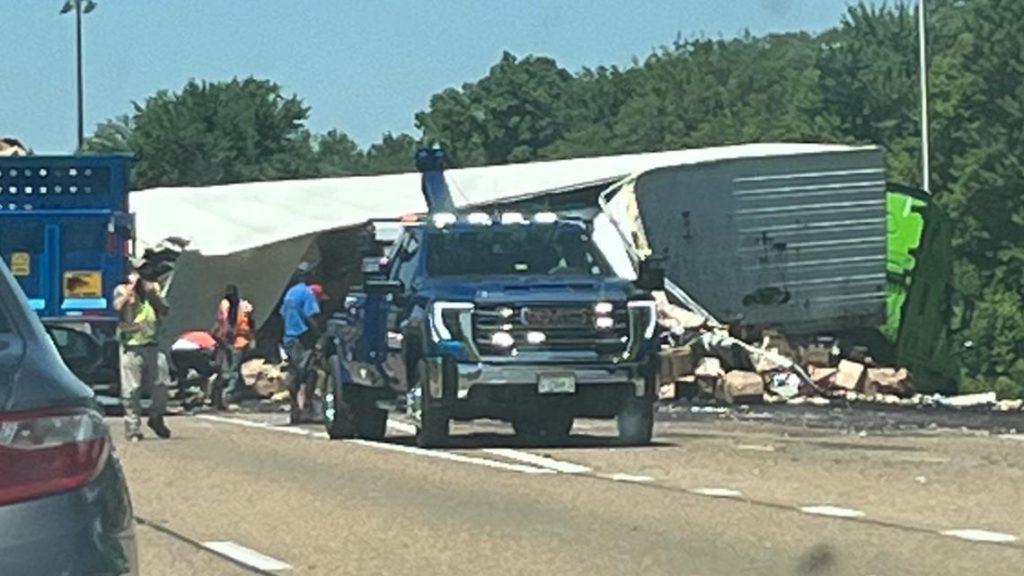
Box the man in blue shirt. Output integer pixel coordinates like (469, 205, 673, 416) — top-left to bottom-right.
(280, 263, 322, 424)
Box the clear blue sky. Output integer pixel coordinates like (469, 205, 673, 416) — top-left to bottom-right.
(1, 0, 865, 154)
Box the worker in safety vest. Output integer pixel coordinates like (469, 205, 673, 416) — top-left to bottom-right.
(113, 258, 172, 441)
(214, 284, 254, 404)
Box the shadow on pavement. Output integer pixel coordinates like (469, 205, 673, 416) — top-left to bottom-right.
(387, 431, 675, 450)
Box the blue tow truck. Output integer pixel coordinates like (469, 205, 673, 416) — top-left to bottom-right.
(319, 150, 664, 447)
(0, 155, 134, 398)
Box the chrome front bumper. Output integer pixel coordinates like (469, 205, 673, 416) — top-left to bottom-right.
(424, 358, 648, 401)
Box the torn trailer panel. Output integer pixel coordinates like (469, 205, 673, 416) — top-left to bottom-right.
(157, 221, 403, 358)
(603, 147, 888, 336)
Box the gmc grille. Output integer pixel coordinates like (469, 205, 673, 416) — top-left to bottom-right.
(473, 304, 629, 356)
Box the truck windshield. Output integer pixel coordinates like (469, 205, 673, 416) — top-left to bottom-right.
(425, 222, 610, 278)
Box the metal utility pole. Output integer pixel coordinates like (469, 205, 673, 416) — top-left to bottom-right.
(918, 0, 930, 192)
(60, 0, 97, 153)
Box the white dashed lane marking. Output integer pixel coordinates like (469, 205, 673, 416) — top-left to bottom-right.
(191, 415, 1024, 548)
(799, 505, 866, 519)
(602, 473, 655, 483)
(689, 487, 744, 498)
(349, 438, 555, 475)
(202, 541, 292, 571)
(940, 529, 1019, 544)
(736, 444, 776, 452)
(483, 448, 592, 474)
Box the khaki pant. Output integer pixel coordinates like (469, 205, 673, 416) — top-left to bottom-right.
(120, 344, 169, 435)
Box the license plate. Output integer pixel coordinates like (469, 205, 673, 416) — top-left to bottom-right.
(538, 374, 576, 394)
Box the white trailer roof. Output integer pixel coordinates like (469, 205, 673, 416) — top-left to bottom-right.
(130, 142, 866, 256)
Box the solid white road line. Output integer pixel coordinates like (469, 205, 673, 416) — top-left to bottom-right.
(348, 438, 555, 475)
(602, 473, 655, 483)
(202, 541, 292, 571)
(736, 444, 777, 452)
(391, 418, 593, 474)
(940, 529, 1019, 544)
(195, 414, 553, 475)
(689, 487, 744, 498)
(799, 505, 866, 519)
(483, 448, 592, 474)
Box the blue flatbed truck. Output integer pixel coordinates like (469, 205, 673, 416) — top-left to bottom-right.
(0, 154, 135, 399)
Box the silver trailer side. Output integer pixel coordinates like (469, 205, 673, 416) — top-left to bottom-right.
(627, 147, 887, 335)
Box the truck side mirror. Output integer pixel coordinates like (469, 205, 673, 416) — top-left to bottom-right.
(365, 279, 403, 295)
(362, 256, 384, 278)
(636, 261, 665, 292)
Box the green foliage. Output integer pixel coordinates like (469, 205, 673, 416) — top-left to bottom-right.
(125, 78, 320, 188)
(416, 52, 575, 166)
(364, 132, 419, 175)
(84, 1, 1024, 395)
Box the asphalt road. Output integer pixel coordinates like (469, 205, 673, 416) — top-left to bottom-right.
(113, 412, 1024, 576)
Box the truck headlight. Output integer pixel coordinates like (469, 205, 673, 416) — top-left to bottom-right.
(628, 300, 657, 340)
(430, 302, 474, 342)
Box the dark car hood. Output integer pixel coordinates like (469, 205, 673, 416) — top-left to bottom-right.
(417, 276, 639, 304)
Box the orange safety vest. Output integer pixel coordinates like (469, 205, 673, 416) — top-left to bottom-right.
(217, 298, 254, 349)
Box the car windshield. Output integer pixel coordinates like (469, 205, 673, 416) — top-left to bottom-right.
(424, 222, 610, 278)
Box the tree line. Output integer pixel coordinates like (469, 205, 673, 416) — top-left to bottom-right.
(83, 0, 1024, 397)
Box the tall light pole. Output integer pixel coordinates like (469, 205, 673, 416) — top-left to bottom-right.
(918, 0, 930, 193)
(60, 0, 97, 153)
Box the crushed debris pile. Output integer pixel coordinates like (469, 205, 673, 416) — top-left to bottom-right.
(653, 292, 1022, 413)
(241, 358, 288, 398)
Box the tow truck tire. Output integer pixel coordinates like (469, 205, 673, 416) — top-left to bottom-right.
(352, 389, 388, 441)
(323, 355, 356, 440)
(616, 400, 654, 446)
(412, 359, 448, 448)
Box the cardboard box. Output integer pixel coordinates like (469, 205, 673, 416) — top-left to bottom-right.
(716, 370, 765, 404)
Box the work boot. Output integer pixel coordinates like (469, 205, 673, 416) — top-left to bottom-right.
(147, 416, 172, 439)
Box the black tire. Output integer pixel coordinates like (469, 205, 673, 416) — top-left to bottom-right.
(412, 358, 448, 448)
(352, 387, 388, 441)
(512, 414, 573, 444)
(322, 355, 356, 440)
(616, 400, 654, 446)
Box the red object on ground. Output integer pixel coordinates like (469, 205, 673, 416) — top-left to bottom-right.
(179, 330, 217, 350)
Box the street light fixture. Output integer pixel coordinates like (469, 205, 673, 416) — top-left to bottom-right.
(60, 0, 97, 153)
(918, 0, 930, 193)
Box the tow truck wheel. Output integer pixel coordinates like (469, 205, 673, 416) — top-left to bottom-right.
(352, 389, 387, 440)
(616, 400, 654, 446)
(412, 359, 448, 448)
(322, 355, 356, 440)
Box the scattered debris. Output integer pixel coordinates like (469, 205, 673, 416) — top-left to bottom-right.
(716, 371, 764, 405)
(652, 278, 1020, 415)
(934, 392, 997, 408)
(864, 367, 913, 397)
(241, 358, 287, 397)
(766, 372, 801, 399)
(834, 360, 866, 392)
(996, 399, 1024, 412)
